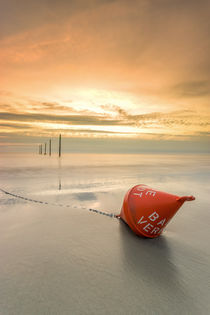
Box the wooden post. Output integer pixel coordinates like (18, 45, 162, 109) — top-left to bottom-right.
(44, 142, 47, 155)
(49, 139, 51, 156)
(40, 144, 42, 155)
(59, 134, 61, 157)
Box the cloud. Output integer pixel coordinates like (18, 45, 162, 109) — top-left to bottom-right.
(170, 80, 210, 98)
(0, 123, 33, 129)
(0, 103, 209, 140)
(101, 105, 207, 128)
(0, 0, 116, 38)
(29, 101, 75, 112)
(0, 0, 210, 149)
(0, 112, 123, 125)
(1, 0, 210, 97)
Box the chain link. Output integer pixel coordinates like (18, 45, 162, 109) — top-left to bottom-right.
(0, 188, 118, 218)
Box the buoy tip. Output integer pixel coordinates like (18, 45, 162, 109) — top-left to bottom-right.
(177, 195, 195, 202)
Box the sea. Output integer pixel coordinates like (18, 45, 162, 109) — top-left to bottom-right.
(0, 152, 209, 314)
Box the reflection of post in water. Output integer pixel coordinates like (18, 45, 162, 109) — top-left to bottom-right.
(58, 153, 62, 191)
(49, 139, 51, 156)
(59, 134, 61, 157)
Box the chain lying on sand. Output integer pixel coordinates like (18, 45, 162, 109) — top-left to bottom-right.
(0, 188, 118, 219)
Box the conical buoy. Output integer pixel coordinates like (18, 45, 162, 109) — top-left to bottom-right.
(117, 184, 195, 238)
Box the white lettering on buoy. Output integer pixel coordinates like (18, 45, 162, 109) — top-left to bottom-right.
(150, 227, 160, 234)
(146, 190, 156, 197)
(137, 216, 147, 224)
(134, 187, 146, 198)
(136, 187, 146, 192)
(157, 218, 166, 226)
(133, 187, 157, 198)
(148, 212, 159, 221)
(134, 192, 143, 198)
(143, 223, 154, 232)
(137, 211, 167, 235)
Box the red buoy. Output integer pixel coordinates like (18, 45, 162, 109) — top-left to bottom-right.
(117, 184, 195, 238)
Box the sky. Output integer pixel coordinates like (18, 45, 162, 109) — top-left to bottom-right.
(0, 0, 210, 153)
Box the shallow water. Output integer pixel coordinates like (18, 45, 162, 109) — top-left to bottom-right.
(0, 153, 210, 314)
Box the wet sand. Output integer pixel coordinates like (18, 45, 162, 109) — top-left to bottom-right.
(0, 153, 209, 314)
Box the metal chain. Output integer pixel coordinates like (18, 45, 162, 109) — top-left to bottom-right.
(0, 188, 118, 218)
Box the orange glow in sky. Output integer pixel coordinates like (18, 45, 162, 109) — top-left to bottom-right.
(0, 0, 209, 151)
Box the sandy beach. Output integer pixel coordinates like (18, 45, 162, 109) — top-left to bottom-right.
(0, 153, 210, 314)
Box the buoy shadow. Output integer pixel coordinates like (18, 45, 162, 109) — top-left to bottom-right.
(118, 219, 198, 313)
(119, 219, 179, 289)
